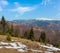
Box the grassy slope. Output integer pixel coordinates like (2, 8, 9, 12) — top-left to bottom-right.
(0, 35, 60, 53)
(0, 35, 42, 50)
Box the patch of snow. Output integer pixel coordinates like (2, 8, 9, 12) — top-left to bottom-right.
(0, 46, 3, 48)
(17, 49, 27, 52)
(41, 45, 60, 51)
(47, 49, 54, 52)
(0, 42, 8, 45)
(17, 42, 26, 48)
(31, 49, 43, 52)
(4, 46, 13, 48)
(37, 43, 60, 51)
(0, 42, 27, 49)
(9, 42, 17, 47)
(45, 51, 53, 53)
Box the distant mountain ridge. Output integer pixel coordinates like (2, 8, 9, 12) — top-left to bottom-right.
(12, 19, 60, 28)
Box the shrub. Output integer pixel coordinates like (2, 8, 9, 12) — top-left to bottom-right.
(6, 33, 11, 41)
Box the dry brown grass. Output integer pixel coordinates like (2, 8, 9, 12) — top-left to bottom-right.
(0, 48, 33, 53)
(0, 35, 6, 41)
(0, 48, 20, 53)
(0, 48, 42, 53)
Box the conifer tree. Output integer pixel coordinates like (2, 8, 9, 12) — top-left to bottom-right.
(24, 31, 28, 39)
(28, 27, 34, 41)
(39, 31, 46, 43)
(9, 24, 14, 36)
(14, 29, 19, 37)
(1, 16, 6, 34)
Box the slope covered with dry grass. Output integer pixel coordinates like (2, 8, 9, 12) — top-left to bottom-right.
(0, 35, 60, 53)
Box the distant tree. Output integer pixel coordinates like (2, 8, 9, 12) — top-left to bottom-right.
(24, 31, 28, 39)
(11, 24, 14, 33)
(28, 27, 34, 41)
(39, 31, 46, 43)
(38, 35, 42, 42)
(6, 25, 10, 33)
(1, 16, 6, 34)
(14, 29, 19, 37)
(9, 24, 14, 36)
(6, 33, 11, 41)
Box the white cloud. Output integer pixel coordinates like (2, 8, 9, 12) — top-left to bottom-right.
(35, 18, 55, 20)
(10, 2, 37, 14)
(0, 6, 2, 11)
(0, 0, 9, 6)
(41, 0, 51, 6)
(11, 6, 36, 14)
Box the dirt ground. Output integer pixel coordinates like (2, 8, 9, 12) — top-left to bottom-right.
(0, 48, 42, 53)
(0, 48, 20, 53)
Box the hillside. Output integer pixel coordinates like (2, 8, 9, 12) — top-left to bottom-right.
(0, 0, 60, 53)
(12, 19, 60, 41)
(0, 35, 60, 53)
(0, 17, 60, 53)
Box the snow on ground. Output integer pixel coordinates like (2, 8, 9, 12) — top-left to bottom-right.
(37, 43, 60, 52)
(30, 49, 43, 53)
(17, 49, 27, 52)
(17, 42, 26, 48)
(45, 51, 53, 53)
(0, 42, 42, 52)
(40, 44, 60, 51)
(0, 42, 28, 52)
(0, 42, 9, 45)
(0, 42, 60, 53)
(0, 46, 3, 48)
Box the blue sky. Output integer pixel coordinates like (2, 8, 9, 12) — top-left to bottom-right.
(0, 0, 60, 20)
